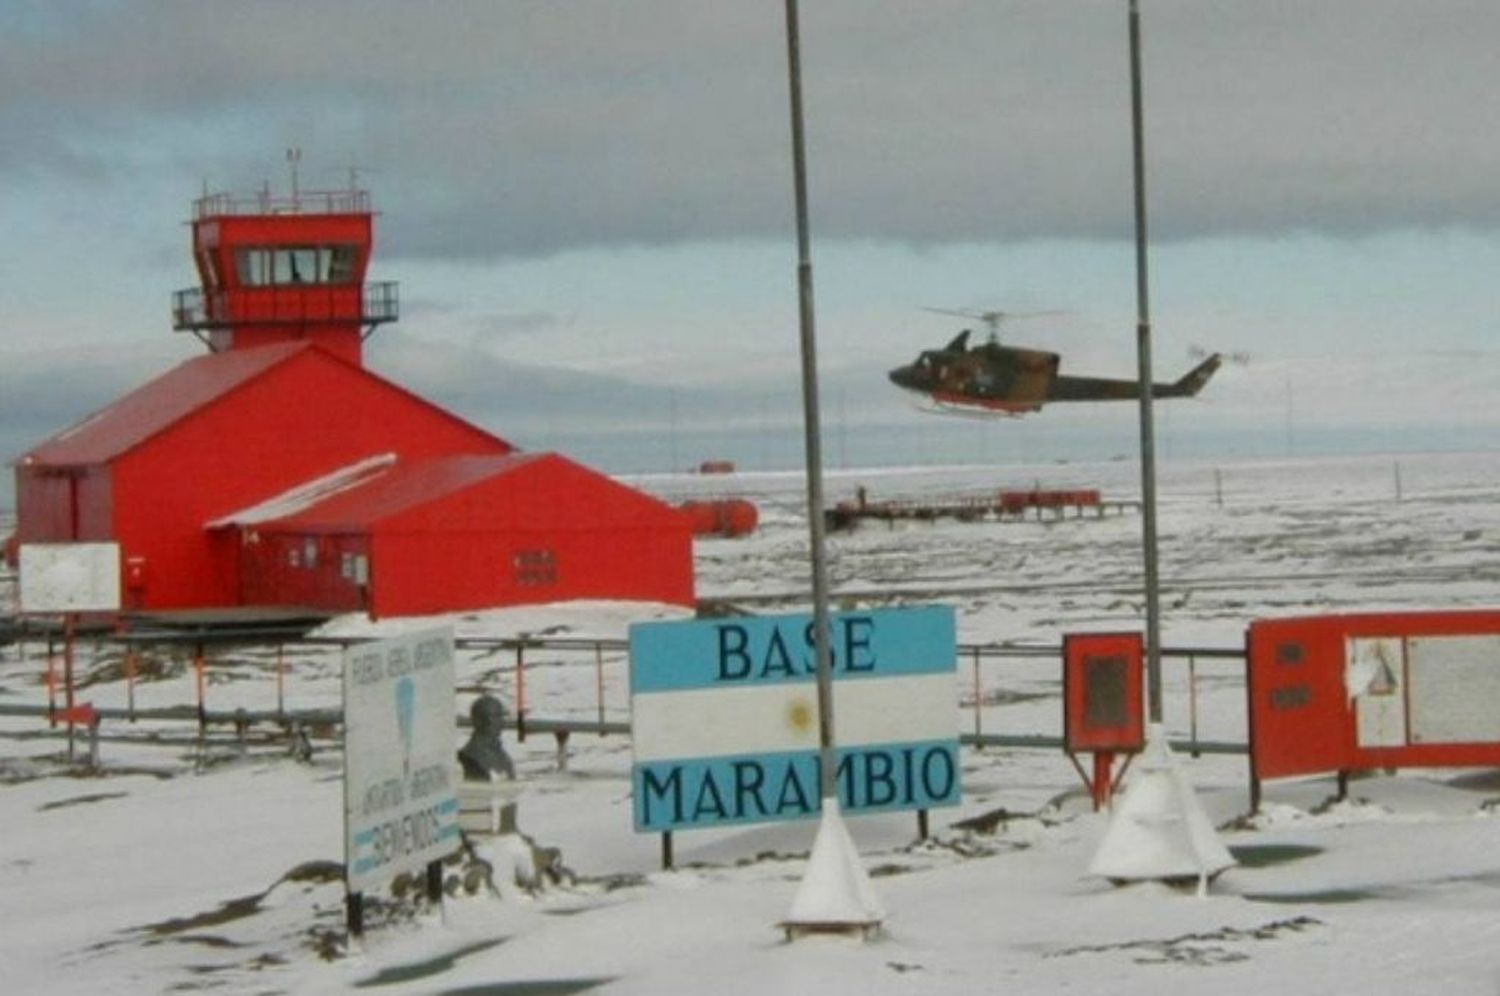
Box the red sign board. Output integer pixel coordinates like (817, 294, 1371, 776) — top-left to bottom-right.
(1063, 632, 1145, 753)
(1247, 610, 1500, 791)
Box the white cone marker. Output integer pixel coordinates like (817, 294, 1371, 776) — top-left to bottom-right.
(783, 797, 884, 938)
(1089, 724, 1235, 890)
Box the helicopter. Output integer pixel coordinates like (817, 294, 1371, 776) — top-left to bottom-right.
(888, 309, 1222, 416)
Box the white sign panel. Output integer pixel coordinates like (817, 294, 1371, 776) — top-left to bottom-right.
(1347, 637, 1407, 749)
(18, 543, 122, 613)
(1407, 634, 1500, 745)
(343, 626, 460, 894)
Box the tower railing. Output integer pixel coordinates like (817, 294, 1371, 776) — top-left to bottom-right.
(192, 189, 372, 219)
(171, 281, 399, 331)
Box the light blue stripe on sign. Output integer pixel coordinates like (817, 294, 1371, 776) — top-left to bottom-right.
(633, 738, 960, 832)
(630, 605, 955, 694)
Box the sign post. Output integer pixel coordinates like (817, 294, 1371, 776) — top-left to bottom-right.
(342, 626, 460, 937)
(1062, 632, 1145, 809)
(19, 542, 122, 760)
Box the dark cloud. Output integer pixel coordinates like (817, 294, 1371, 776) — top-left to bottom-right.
(364, 329, 816, 434)
(0, 341, 194, 470)
(3, 2, 1500, 258)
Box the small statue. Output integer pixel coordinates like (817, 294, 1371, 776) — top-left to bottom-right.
(458, 693, 515, 782)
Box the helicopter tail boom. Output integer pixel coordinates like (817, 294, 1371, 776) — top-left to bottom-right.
(1046, 352, 1221, 402)
(1167, 352, 1222, 397)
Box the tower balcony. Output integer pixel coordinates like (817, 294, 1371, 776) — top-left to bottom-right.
(171, 282, 399, 333)
(192, 188, 372, 219)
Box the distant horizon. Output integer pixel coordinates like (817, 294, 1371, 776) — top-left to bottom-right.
(6, 421, 1495, 518)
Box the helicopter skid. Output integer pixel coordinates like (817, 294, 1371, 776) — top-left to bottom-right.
(908, 392, 1035, 418)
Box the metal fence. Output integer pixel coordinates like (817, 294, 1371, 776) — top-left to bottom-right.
(0, 631, 1249, 764)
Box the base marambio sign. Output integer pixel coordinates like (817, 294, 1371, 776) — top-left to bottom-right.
(629, 606, 959, 833)
(342, 627, 460, 894)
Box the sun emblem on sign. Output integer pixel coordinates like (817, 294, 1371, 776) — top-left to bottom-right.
(786, 698, 814, 735)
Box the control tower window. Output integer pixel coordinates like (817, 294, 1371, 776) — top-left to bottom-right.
(275, 248, 319, 284)
(234, 245, 359, 286)
(236, 248, 271, 286)
(326, 245, 358, 283)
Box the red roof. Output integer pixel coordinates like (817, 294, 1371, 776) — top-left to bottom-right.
(22, 342, 307, 467)
(256, 452, 551, 530)
(20, 342, 513, 468)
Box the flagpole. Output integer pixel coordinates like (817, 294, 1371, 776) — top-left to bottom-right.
(783, 0, 836, 800)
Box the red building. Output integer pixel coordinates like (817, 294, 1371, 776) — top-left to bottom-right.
(12, 186, 694, 616)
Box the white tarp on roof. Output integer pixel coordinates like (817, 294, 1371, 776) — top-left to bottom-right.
(204, 452, 396, 529)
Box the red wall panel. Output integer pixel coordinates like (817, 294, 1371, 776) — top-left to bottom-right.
(1247, 611, 1500, 786)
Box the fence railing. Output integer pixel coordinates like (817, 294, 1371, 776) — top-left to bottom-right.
(3, 632, 1249, 765)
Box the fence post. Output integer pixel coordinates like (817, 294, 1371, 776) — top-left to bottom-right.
(124, 648, 137, 723)
(194, 642, 207, 735)
(1188, 653, 1201, 758)
(276, 644, 286, 717)
(595, 642, 606, 732)
(971, 647, 982, 742)
(45, 638, 58, 726)
(515, 643, 527, 742)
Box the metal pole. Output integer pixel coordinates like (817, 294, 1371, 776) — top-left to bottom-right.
(1129, 0, 1164, 724)
(971, 648, 982, 741)
(46, 637, 57, 724)
(64, 614, 76, 759)
(194, 642, 207, 734)
(515, 644, 527, 742)
(125, 649, 137, 722)
(595, 643, 607, 731)
(784, 0, 838, 802)
(1188, 653, 1201, 757)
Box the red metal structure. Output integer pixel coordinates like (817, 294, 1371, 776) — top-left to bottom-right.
(677, 499, 759, 538)
(1246, 610, 1500, 808)
(13, 186, 695, 617)
(1062, 631, 1145, 809)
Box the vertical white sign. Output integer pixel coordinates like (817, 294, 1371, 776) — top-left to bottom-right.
(343, 626, 460, 894)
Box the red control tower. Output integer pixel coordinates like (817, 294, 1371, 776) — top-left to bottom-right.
(170, 182, 398, 365)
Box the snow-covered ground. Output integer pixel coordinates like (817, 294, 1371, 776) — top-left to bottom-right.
(4, 449, 1500, 994)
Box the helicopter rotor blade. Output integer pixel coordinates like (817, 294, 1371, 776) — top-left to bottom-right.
(923, 306, 1073, 325)
(922, 306, 986, 321)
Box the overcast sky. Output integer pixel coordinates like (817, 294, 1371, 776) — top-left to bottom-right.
(4, 1, 1500, 500)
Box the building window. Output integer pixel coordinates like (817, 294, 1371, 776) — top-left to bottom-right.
(233, 245, 360, 286)
(514, 549, 557, 587)
(237, 248, 272, 286)
(303, 537, 318, 569)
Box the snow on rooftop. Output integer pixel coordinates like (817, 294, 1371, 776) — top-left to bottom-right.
(204, 452, 397, 528)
